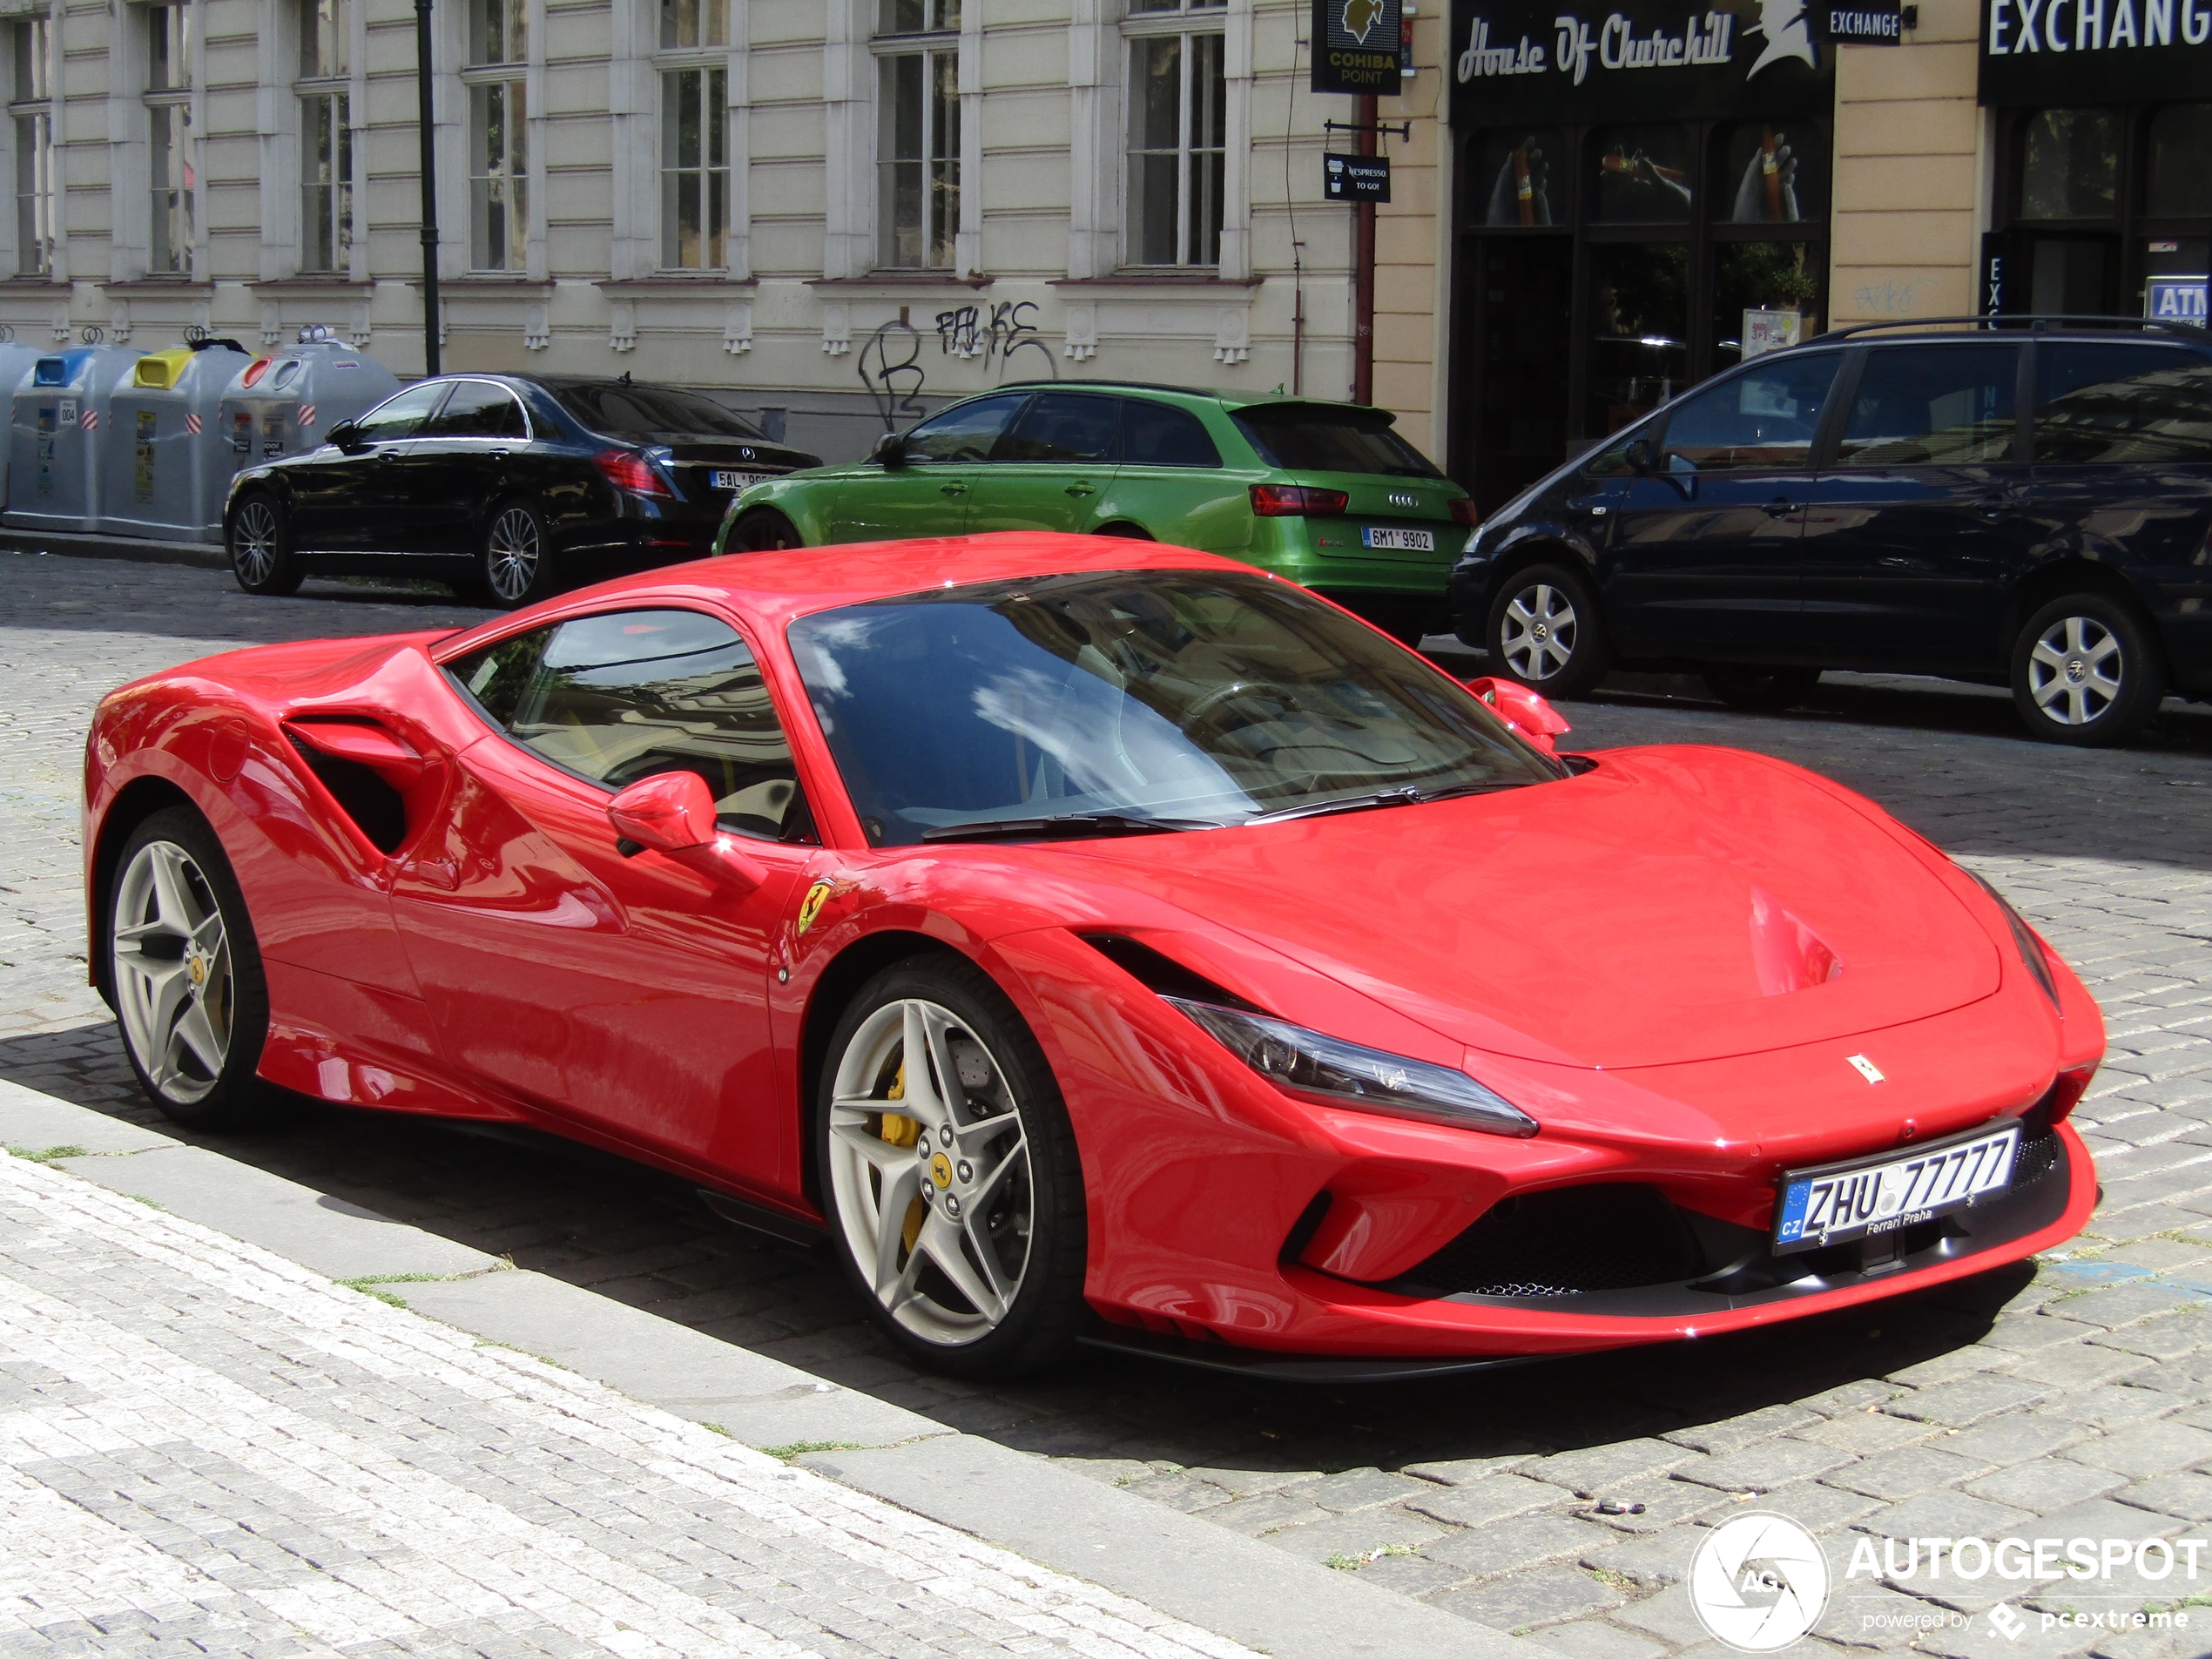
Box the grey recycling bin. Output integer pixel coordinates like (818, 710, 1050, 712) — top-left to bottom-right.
(3, 344, 145, 532)
(99, 338, 254, 542)
(0, 337, 44, 506)
(217, 330, 401, 475)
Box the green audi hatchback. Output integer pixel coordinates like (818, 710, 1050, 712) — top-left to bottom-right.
(715, 381, 1474, 642)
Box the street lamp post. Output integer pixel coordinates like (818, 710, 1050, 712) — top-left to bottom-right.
(415, 0, 441, 376)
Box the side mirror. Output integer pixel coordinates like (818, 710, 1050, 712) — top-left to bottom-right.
(327, 421, 364, 453)
(1622, 436, 1656, 473)
(870, 431, 907, 468)
(607, 772, 765, 889)
(1464, 676, 1573, 755)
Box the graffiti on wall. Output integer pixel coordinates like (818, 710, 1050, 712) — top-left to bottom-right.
(857, 300, 1059, 431)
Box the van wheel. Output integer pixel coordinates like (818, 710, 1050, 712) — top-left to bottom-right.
(725, 508, 802, 552)
(481, 499, 557, 609)
(1486, 562, 1610, 698)
(228, 494, 302, 597)
(2011, 593, 2162, 747)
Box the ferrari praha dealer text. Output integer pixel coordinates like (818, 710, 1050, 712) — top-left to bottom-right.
(1446, 0, 1832, 513)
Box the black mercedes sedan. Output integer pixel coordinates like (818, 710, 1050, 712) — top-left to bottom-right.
(223, 374, 820, 607)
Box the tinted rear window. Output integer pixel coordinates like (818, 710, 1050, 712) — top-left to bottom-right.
(555, 383, 765, 442)
(2033, 343, 2212, 465)
(1232, 405, 1441, 477)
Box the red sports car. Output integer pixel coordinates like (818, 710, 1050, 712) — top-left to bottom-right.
(83, 534, 2103, 1379)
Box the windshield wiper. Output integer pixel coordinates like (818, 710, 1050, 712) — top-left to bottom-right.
(921, 812, 1220, 844)
(1242, 779, 1521, 826)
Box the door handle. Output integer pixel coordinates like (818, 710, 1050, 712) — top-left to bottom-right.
(1064, 482, 1096, 497)
(940, 483, 967, 496)
(489, 448, 509, 461)
(1979, 490, 2010, 521)
(1762, 497, 1799, 518)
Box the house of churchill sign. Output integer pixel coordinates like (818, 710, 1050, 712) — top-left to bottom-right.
(1979, 0, 2212, 104)
(1450, 0, 1832, 125)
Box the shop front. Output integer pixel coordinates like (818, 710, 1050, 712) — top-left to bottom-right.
(1979, 3, 2212, 325)
(1447, 0, 1835, 512)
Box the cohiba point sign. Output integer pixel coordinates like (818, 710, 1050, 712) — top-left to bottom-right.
(1450, 0, 1831, 125)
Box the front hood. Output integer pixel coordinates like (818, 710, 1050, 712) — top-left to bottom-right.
(1054, 746, 2001, 1069)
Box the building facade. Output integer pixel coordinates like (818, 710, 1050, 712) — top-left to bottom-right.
(0, 0, 1460, 464)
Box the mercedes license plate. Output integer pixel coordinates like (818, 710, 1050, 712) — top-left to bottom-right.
(1360, 526, 1434, 551)
(711, 469, 767, 492)
(1771, 1122, 2020, 1254)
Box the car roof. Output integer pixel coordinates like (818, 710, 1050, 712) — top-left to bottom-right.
(989, 379, 1392, 416)
(432, 532, 1260, 658)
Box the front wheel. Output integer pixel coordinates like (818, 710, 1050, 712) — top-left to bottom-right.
(817, 954, 1087, 1379)
(106, 807, 273, 1129)
(2010, 593, 2163, 747)
(1485, 562, 1611, 698)
(725, 507, 802, 552)
(227, 493, 302, 597)
(480, 499, 557, 609)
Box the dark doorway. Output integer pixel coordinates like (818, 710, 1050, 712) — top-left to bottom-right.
(1466, 236, 1573, 516)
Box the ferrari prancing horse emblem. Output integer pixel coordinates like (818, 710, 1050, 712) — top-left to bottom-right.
(796, 879, 833, 934)
(1847, 1054, 1885, 1085)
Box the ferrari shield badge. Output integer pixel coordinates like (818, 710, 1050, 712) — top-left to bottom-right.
(1847, 1054, 1885, 1084)
(796, 879, 834, 935)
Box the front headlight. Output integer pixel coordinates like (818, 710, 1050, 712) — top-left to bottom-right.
(1966, 872, 2060, 1012)
(1165, 997, 1538, 1137)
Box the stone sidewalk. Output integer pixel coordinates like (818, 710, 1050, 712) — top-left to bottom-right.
(7, 553, 2212, 1659)
(0, 1142, 1259, 1659)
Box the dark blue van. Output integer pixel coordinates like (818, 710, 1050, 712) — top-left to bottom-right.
(1447, 319, 2212, 745)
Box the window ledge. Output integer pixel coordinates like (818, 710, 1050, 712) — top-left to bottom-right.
(1, 278, 71, 292)
(408, 276, 553, 292)
(249, 277, 369, 293)
(811, 272, 991, 292)
(101, 279, 215, 296)
(1052, 273, 1260, 289)
(597, 276, 757, 292)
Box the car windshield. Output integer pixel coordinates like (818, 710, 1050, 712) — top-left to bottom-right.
(554, 382, 765, 442)
(787, 570, 1560, 846)
(1232, 405, 1443, 477)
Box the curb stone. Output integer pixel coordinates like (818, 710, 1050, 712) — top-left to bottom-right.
(0, 1075, 1523, 1659)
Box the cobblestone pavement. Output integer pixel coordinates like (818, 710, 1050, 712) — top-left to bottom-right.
(0, 1143, 1257, 1659)
(6, 552, 2212, 1657)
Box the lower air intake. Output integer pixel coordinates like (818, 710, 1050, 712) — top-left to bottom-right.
(1396, 1183, 1705, 1297)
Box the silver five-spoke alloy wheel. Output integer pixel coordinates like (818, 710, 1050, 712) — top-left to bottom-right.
(1499, 581, 1579, 681)
(232, 498, 280, 587)
(486, 506, 543, 604)
(2027, 613, 2124, 726)
(826, 998, 1033, 1347)
(111, 840, 233, 1105)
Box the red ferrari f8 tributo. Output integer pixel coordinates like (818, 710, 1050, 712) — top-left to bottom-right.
(83, 534, 2102, 1378)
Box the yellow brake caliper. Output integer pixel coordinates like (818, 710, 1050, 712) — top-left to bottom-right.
(875, 1062, 925, 1257)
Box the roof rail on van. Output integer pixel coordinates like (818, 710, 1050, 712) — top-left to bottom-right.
(1807, 314, 2212, 343)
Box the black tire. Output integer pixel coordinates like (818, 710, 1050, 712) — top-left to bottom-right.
(1485, 561, 1611, 698)
(2010, 591, 2164, 747)
(227, 492, 303, 597)
(1092, 522, 1153, 541)
(815, 953, 1087, 1379)
(725, 507, 803, 552)
(105, 806, 274, 1130)
(1703, 664, 1824, 712)
(480, 498, 558, 609)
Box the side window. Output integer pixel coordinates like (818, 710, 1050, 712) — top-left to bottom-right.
(2033, 344, 2212, 465)
(998, 393, 1121, 462)
(901, 393, 1028, 463)
(1656, 354, 1840, 473)
(422, 380, 529, 439)
(352, 382, 450, 443)
(450, 610, 816, 843)
(1837, 345, 2021, 468)
(1120, 400, 1223, 469)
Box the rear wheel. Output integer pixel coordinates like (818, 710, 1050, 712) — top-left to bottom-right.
(1703, 665, 1823, 712)
(105, 807, 273, 1130)
(817, 954, 1087, 1379)
(1485, 562, 1610, 698)
(725, 507, 802, 552)
(2011, 592, 2163, 747)
(227, 493, 302, 597)
(480, 499, 557, 609)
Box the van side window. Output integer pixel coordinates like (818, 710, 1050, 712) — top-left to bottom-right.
(2033, 344, 2212, 465)
(1837, 345, 2020, 468)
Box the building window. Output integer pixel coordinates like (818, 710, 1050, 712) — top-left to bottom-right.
(297, 0, 351, 273)
(1124, 1, 1225, 267)
(10, 16, 53, 278)
(463, 0, 526, 271)
(874, 0, 958, 269)
(145, 3, 193, 275)
(658, 0, 725, 269)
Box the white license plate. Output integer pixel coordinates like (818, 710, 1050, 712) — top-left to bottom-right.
(1772, 1122, 2021, 1254)
(1361, 526, 1435, 551)
(711, 469, 768, 492)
